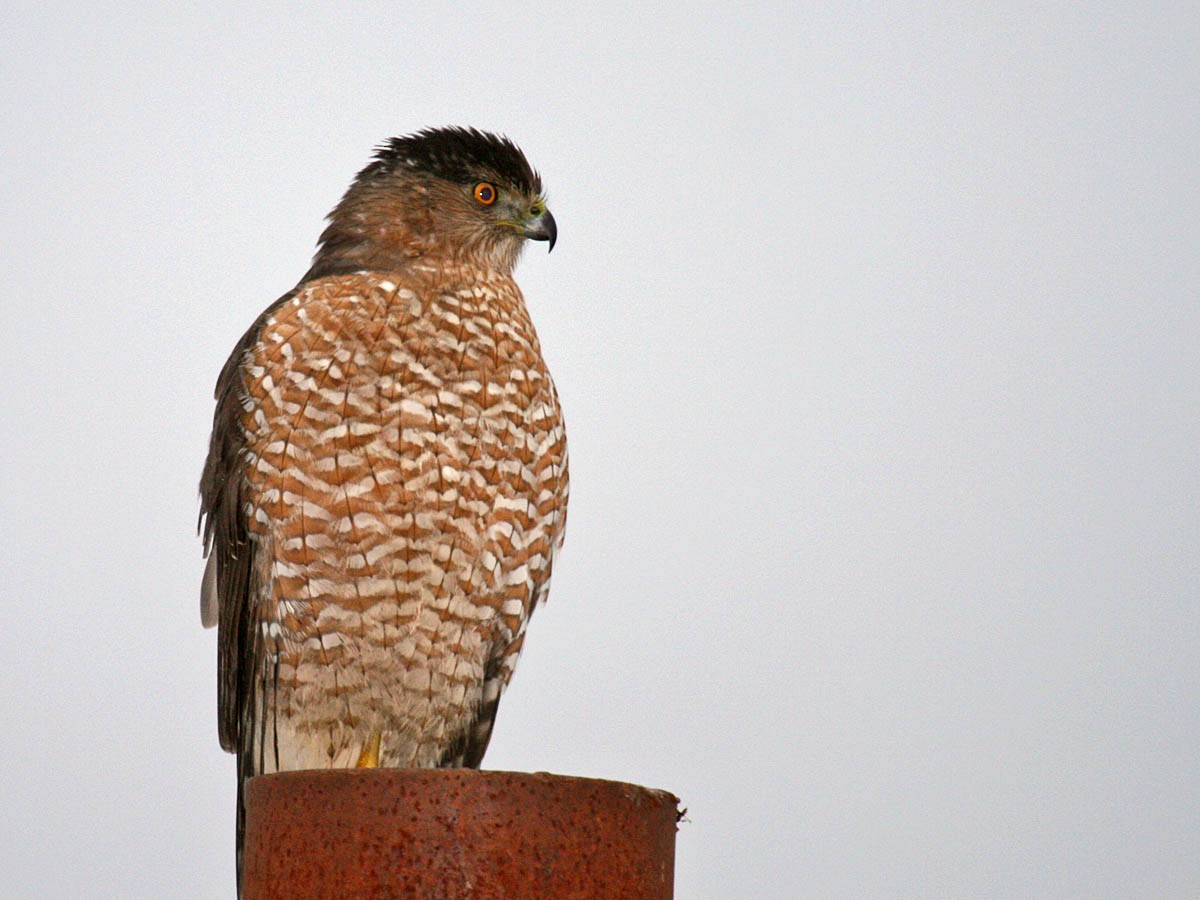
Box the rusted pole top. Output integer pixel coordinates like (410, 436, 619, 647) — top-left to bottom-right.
(242, 769, 679, 899)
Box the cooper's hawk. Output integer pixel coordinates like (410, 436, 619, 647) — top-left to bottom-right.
(198, 127, 567, 890)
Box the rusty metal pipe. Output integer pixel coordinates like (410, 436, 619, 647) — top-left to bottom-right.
(242, 769, 679, 899)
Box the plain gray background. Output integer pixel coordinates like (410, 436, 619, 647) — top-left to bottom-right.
(2, 5, 1197, 897)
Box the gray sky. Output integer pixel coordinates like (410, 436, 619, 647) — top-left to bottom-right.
(2, 4, 1197, 897)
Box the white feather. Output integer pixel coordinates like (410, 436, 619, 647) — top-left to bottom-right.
(200, 553, 219, 628)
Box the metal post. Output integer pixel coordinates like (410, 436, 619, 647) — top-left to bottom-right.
(242, 769, 679, 899)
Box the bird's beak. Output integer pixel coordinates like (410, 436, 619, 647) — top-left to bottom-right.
(523, 208, 557, 252)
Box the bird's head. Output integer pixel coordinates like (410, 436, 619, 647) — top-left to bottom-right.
(307, 127, 555, 280)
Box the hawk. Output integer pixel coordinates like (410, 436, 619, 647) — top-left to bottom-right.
(198, 127, 568, 888)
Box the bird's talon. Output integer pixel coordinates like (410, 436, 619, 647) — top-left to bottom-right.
(355, 732, 382, 768)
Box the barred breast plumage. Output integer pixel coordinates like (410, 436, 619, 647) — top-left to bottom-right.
(240, 268, 567, 771)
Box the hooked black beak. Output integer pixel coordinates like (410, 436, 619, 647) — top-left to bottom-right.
(523, 208, 557, 252)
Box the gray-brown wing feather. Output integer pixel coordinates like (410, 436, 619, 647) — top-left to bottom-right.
(199, 290, 296, 755)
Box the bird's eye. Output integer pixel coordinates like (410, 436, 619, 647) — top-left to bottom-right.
(474, 182, 497, 205)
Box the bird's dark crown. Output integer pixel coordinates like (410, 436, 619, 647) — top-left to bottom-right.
(360, 126, 542, 195)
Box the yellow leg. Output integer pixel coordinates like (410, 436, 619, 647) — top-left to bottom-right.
(355, 732, 382, 768)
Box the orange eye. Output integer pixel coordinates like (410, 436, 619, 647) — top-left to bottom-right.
(474, 182, 497, 205)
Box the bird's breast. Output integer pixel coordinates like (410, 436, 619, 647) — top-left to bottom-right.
(239, 273, 567, 638)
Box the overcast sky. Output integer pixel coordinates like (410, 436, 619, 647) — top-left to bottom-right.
(2, 4, 1197, 898)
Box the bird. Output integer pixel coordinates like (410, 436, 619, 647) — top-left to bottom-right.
(197, 126, 568, 891)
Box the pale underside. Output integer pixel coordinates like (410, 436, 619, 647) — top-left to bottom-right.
(218, 269, 567, 773)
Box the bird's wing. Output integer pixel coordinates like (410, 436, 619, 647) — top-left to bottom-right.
(199, 289, 297, 754)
